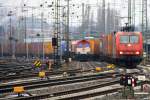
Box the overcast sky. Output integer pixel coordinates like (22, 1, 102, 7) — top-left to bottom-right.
(0, 0, 149, 26)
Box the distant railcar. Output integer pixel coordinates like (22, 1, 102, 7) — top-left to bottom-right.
(76, 40, 91, 54)
(100, 32, 143, 67)
(73, 39, 100, 61)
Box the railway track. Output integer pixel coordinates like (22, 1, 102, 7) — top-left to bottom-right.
(77, 61, 96, 71)
(0, 61, 111, 81)
(0, 61, 91, 81)
(3, 70, 145, 100)
(0, 61, 144, 100)
(0, 68, 83, 81)
(6, 80, 121, 100)
(0, 71, 118, 94)
(0, 62, 33, 76)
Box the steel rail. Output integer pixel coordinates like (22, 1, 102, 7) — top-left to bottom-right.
(7, 80, 120, 100)
(1, 72, 118, 94)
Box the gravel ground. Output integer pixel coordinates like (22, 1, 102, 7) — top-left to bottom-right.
(89, 87, 150, 100)
(28, 78, 113, 95)
(92, 91, 150, 100)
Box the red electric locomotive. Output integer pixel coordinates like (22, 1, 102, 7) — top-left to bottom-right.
(100, 32, 143, 67)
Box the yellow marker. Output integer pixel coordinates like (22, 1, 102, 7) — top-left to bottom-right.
(14, 86, 24, 93)
(111, 64, 115, 69)
(34, 61, 38, 65)
(35, 61, 41, 67)
(95, 67, 102, 72)
(39, 71, 45, 78)
(107, 64, 115, 69)
(36, 61, 40, 66)
(107, 65, 111, 69)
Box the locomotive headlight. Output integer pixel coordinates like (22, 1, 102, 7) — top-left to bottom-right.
(128, 44, 131, 47)
(135, 51, 140, 55)
(120, 51, 123, 54)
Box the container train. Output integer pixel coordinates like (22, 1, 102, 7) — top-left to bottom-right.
(72, 31, 143, 66)
(100, 31, 143, 66)
(0, 31, 143, 67)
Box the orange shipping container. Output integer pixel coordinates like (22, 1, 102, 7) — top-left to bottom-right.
(44, 42, 53, 54)
(107, 34, 113, 56)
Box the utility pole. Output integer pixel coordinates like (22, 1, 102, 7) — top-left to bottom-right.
(41, 7, 44, 61)
(31, 8, 34, 57)
(52, 0, 61, 68)
(102, 0, 105, 34)
(128, 0, 131, 27)
(23, 4, 29, 60)
(113, 0, 116, 31)
(81, 3, 84, 34)
(9, 12, 12, 57)
(25, 12, 29, 60)
(132, 0, 135, 28)
(142, 0, 148, 60)
(66, 0, 70, 62)
(107, 3, 110, 33)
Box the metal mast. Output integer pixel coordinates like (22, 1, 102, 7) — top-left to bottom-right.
(81, 3, 85, 34)
(40, 6, 44, 61)
(142, 0, 148, 60)
(53, 0, 61, 68)
(86, 5, 90, 34)
(128, 0, 131, 26)
(132, 0, 135, 28)
(102, 0, 105, 33)
(66, 0, 70, 62)
(142, 0, 147, 34)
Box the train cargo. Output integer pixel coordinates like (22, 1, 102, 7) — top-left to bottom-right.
(0, 42, 54, 57)
(100, 31, 143, 67)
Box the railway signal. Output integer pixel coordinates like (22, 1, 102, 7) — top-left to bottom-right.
(120, 74, 137, 99)
(52, 37, 58, 46)
(120, 75, 137, 87)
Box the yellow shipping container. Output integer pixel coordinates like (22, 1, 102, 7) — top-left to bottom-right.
(44, 42, 53, 54)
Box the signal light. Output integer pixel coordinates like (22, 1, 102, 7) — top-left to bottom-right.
(52, 38, 57, 46)
(120, 51, 123, 54)
(132, 78, 135, 87)
(120, 75, 137, 87)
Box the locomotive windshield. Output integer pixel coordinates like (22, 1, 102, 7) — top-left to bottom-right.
(120, 36, 129, 43)
(120, 35, 139, 43)
(130, 35, 139, 43)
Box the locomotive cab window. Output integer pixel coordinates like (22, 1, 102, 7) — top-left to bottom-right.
(120, 35, 139, 43)
(120, 36, 129, 43)
(130, 35, 139, 43)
